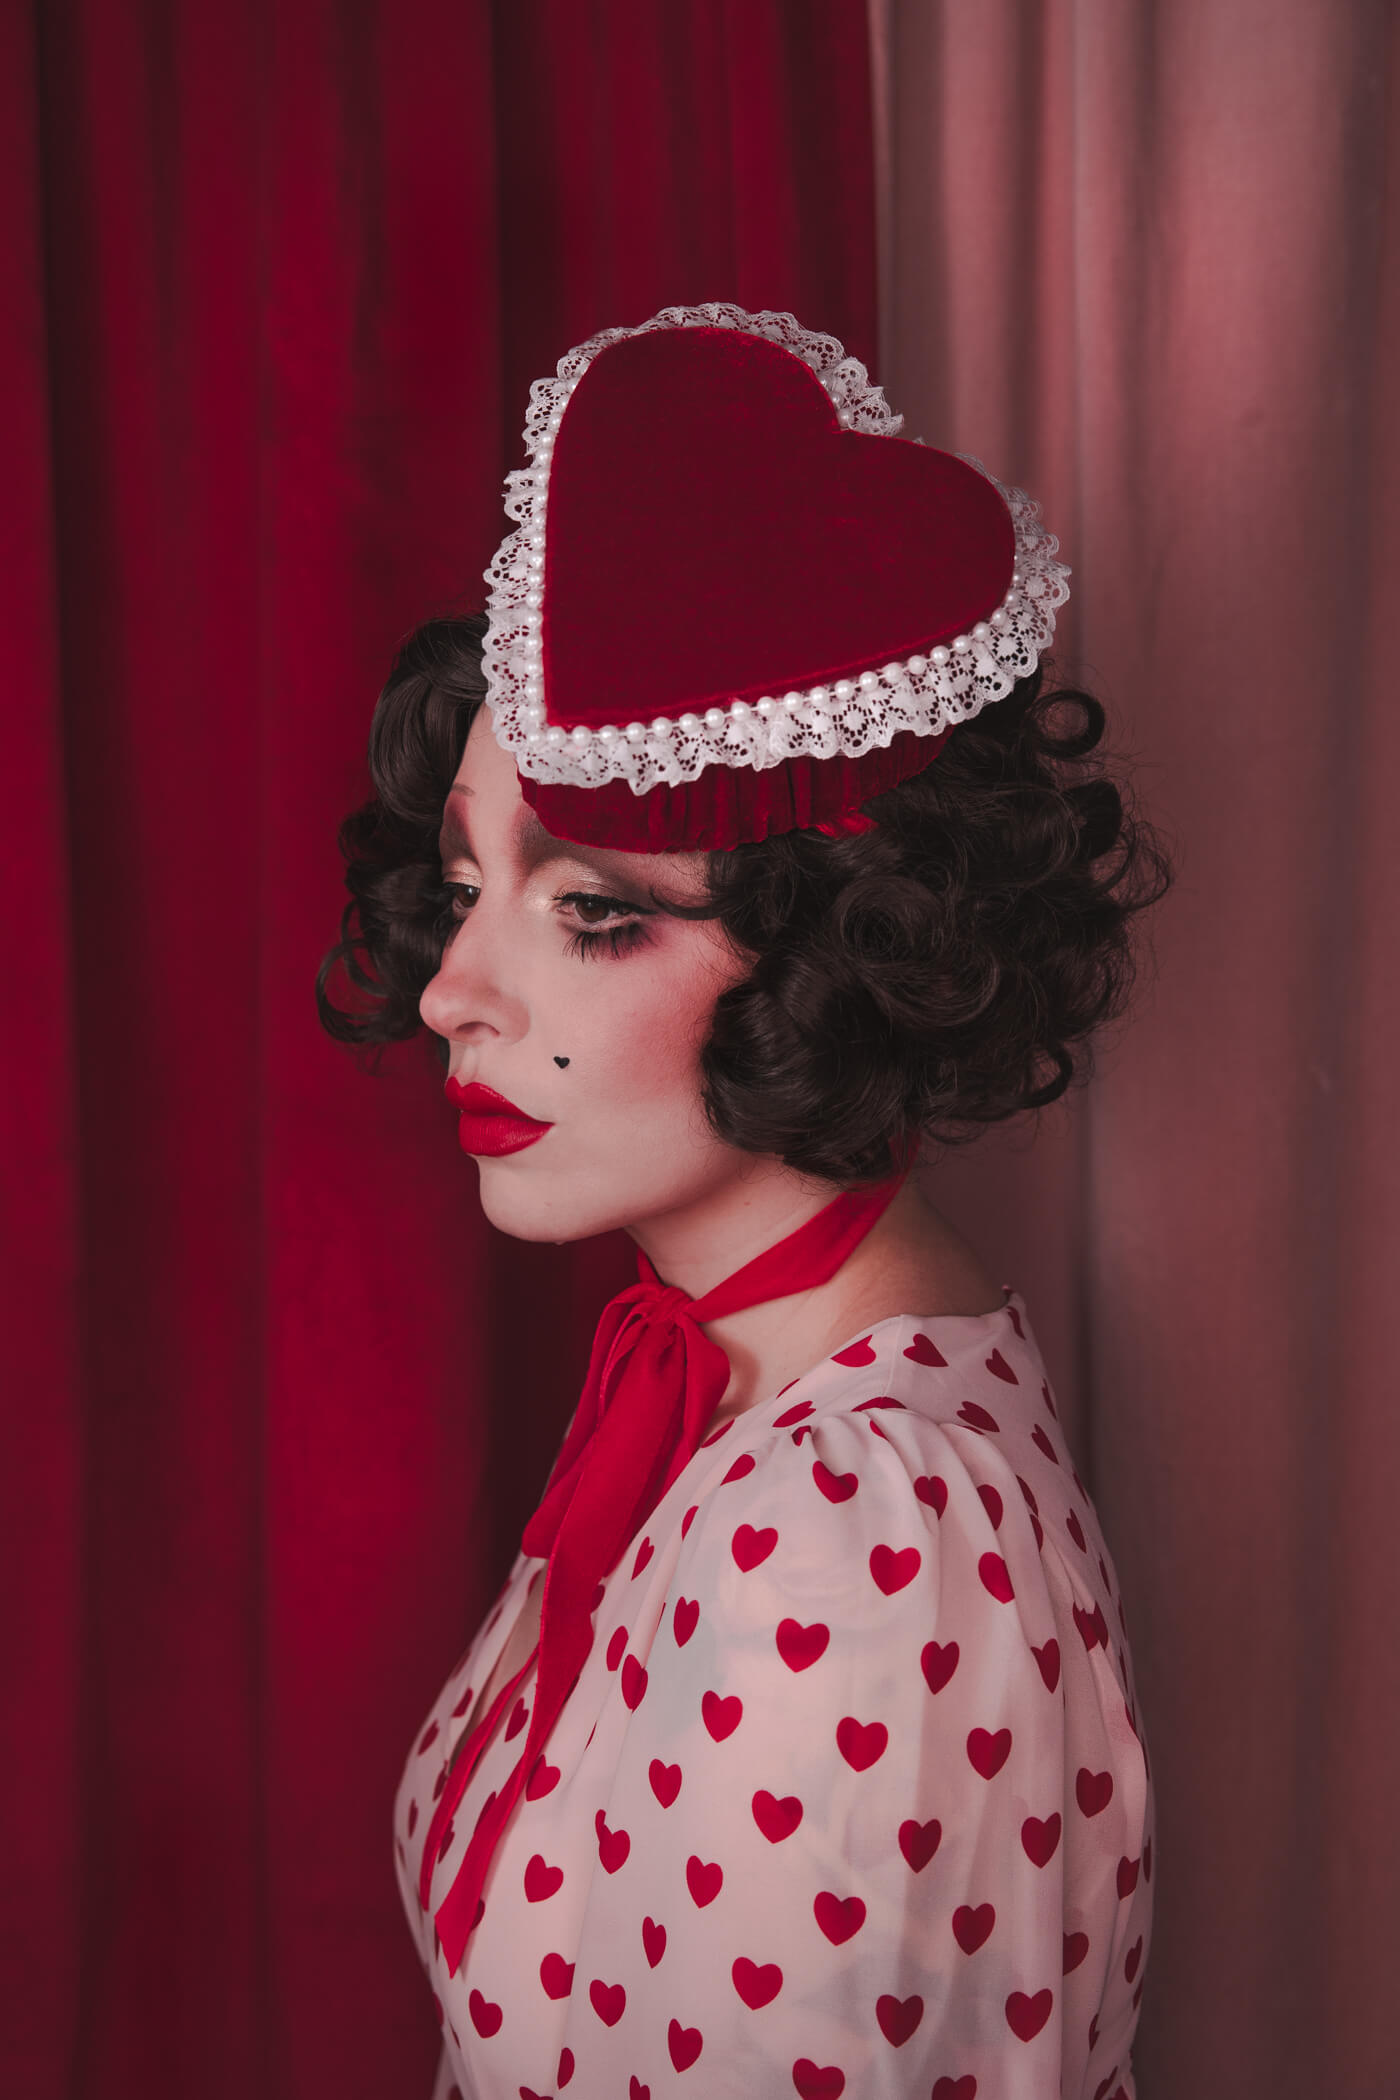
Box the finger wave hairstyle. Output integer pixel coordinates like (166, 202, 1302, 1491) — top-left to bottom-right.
(317, 614, 1177, 1188)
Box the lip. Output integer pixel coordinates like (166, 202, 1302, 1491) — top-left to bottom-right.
(444, 1077, 553, 1158)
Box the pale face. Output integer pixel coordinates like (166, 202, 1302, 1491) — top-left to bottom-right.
(418, 707, 763, 1249)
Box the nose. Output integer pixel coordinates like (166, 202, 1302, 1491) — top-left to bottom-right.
(419, 904, 529, 1047)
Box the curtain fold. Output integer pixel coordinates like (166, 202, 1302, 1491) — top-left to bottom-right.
(1, 5, 877, 2096)
(873, 4, 1400, 2094)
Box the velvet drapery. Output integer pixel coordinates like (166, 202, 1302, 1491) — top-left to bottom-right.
(871, 3, 1400, 2095)
(1, 5, 876, 2096)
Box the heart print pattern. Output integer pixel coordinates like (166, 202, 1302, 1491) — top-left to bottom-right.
(396, 1294, 1153, 2100)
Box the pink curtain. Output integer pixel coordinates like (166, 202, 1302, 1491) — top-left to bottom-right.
(872, 2, 1400, 2093)
(0, 5, 876, 2096)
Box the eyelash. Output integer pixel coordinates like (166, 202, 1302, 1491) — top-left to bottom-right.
(430, 882, 652, 961)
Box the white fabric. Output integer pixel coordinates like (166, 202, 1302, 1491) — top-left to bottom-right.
(396, 1290, 1152, 2099)
(481, 303, 1071, 797)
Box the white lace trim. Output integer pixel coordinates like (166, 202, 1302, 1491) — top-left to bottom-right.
(481, 303, 1070, 795)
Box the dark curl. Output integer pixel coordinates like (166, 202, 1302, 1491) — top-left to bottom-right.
(318, 614, 1177, 1188)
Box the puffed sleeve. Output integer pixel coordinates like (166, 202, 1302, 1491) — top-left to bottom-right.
(569, 1402, 1078, 2098)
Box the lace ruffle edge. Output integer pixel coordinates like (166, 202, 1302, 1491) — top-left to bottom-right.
(481, 302, 1071, 795)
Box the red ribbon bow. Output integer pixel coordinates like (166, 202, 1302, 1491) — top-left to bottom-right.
(421, 1163, 912, 1973)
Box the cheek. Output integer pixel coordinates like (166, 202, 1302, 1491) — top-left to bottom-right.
(565, 945, 730, 1108)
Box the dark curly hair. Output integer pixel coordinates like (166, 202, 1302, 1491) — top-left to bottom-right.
(317, 613, 1177, 1188)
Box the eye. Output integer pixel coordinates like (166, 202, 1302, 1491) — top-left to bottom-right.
(431, 880, 478, 934)
(557, 891, 653, 961)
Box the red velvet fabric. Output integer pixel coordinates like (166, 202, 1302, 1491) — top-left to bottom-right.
(520, 321, 1013, 847)
(0, 4, 878, 2097)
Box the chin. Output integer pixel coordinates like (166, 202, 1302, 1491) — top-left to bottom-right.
(472, 1160, 630, 1246)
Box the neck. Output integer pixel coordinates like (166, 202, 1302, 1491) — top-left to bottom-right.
(625, 1155, 846, 1302)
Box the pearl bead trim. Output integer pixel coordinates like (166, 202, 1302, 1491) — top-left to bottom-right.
(481, 303, 1071, 796)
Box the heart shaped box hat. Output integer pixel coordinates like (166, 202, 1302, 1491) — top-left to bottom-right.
(482, 303, 1070, 853)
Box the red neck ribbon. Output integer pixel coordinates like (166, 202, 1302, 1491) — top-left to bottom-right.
(423, 1162, 910, 1974)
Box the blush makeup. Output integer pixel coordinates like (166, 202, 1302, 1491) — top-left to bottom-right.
(445, 1078, 553, 1157)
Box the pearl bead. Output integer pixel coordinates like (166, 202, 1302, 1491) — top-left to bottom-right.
(932, 647, 950, 666)
(545, 727, 564, 745)
(809, 686, 828, 704)
(783, 693, 801, 712)
(990, 610, 1005, 626)
(756, 698, 774, 716)
(704, 708, 724, 728)
(571, 725, 591, 742)
(598, 725, 616, 742)
(650, 717, 671, 736)
(858, 672, 878, 690)
(973, 622, 989, 640)
(525, 591, 541, 611)
(952, 635, 970, 652)
(678, 713, 698, 731)
(528, 530, 545, 548)
(527, 554, 543, 573)
(834, 680, 854, 701)
(527, 731, 541, 747)
(731, 701, 750, 718)
(626, 722, 645, 740)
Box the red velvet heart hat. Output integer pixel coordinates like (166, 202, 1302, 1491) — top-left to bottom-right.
(481, 304, 1070, 853)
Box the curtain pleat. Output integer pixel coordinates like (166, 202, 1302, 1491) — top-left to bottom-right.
(873, 4, 1400, 2094)
(1, 4, 877, 2095)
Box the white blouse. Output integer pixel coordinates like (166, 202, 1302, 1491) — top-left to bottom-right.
(395, 1288, 1153, 2099)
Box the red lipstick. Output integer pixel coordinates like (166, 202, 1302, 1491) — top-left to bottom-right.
(445, 1077, 553, 1158)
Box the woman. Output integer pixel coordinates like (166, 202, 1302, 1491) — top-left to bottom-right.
(318, 307, 1173, 2099)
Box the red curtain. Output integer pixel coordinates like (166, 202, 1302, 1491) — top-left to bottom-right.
(0, 5, 877, 2095)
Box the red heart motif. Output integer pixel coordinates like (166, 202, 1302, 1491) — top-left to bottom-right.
(642, 1915, 667, 1967)
(1005, 1987, 1053, 2041)
(606, 1626, 628, 1671)
(952, 1901, 995, 1954)
(876, 1993, 924, 2046)
(732, 1523, 778, 1571)
(978, 1483, 1004, 1529)
(967, 1726, 1012, 1779)
(629, 2081, 649, 2100)
(773, 1399, 814, 1426)
(468, 1988, 502, 2037)
(1073, 1600, 1108, 1652)
(813, 1891, 866, 1945)
(540, 1950, 575, 1998)
(1076, 1767, 1114, 1816)
(832, 1335, 877, 1365)
(1021, 1812, 1062, 1867)
(853, 1395, 906, 1412)
(1125, 1935, 1143, 1983)
(702, 1690, 742, 1740)
(984, 1347, 1018, 1384)
(417, 1720, 439, 1755)
(1116, 1854, 1141, 1898)
(558, 2047, 575, 2088)
(836, 1716, 888, 1771)
(753, 1789, 804, 1842)
(813, 1460, 858, 1503)
(525, 1853, 564, 1901)
(668, 2019, 703, 2071)
(791, 1425, 814, 1445)
(406, 1800, 418, 1836)
(1017, 1473, 1039, 1514)
(700, 1418, 734, 1447)
(544, 327, 1015, 726)
(870, 1543, 921, 1593)
(793, 2061, 846, 2099)
(1066, 1510, 1086, 1551)
(505, 1696, 530, 1741)
(520, 2088, 549, 2100)
(979, 1551, 1015, 1602)
(777, 1618, 830, 1671)
(1032, 1422, 1060, 1465)
(631, 1535, 654, 1578)
(526, 1758, 560, 1800)
(914, 1474, 948, 1517)
(595, 1809, 631, 1872)
(681, 1504, 699, 1537)
(733, 1956, 783, 2008)
(903, 1331, 947, 1367)
(686, 1854, 723, 1906)
(956, 1399, 1000, 1433)
(921, 1639, 960, 1694)
(436, 1818, 456, 1859)
(673, 1596, 699, 1646)
(1028, 1637, 1062, 1688)
(1006, 1302, 1024, 1336)
(898, 1816, 941, 1871)
(450, 1681, 474, 1717)
(590, 1579, 606, 1611)
(621, 1655, 649, 1710)
(932, 2080, 977, 2100)
(1063, 1930, 1089, 1974)
(590, 1978, 626, 2027)
(1029, 1508, 1045, 1550)
(649, 1758, 682, 1808)
(722, 1453, 756, 1484)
